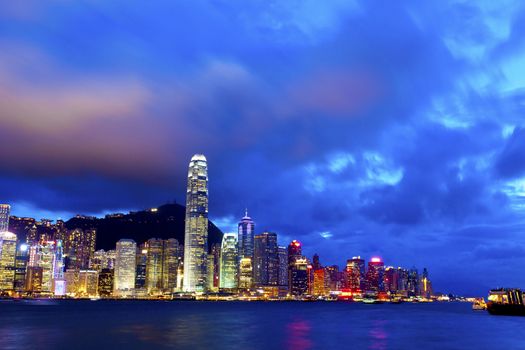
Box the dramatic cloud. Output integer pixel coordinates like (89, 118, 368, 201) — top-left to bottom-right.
(1, 0, 525, 294)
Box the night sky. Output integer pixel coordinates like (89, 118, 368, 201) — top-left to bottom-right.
(1, 1, 525, 295)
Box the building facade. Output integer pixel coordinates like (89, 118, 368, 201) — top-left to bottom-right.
(183, 154, 209, 293)
(219, 233, 238, 290)
(114, 239, 137, 297)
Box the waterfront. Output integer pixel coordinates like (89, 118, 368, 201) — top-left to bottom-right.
(0, 301, 523, 350)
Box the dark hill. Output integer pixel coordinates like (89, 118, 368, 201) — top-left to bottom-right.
(65, 203, 224, 251)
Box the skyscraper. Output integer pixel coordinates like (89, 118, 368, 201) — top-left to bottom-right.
(145, 238, 164, 295)
(254, 232, 279, 286)
(366, 257, 385, 292)
(114, 239, 137, 297)
(183, 154, 209, 293)
(14, 243, 29, 293)
(346, 256, 366, 291)
(287, 240, 302, 291)
(237, 210, 255, 260)
(0, 231, 17, 292)
(290, 256, 309, 296)
(0, 205, 10, 232)
(219, 233, 238, 290)
(162, 238, 181, 293)
(278, 246, 288, 287)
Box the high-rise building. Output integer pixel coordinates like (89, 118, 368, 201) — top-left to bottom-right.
(25, 266, 43, 293)
(0, 205, 10, 232)
(407, 267, 419, 296)
(287, 240, 302, 291)
(346, 256, 366, 291)
(183, 154, 209, 293)
(98, 268, 114, 297)
(0, 231, 17, 292)
(254, 232, 279, 286)
(114, 239, 137, 297)
(163, 239, 180, 294)
(210, 243, 221, 291)
(419, 268, 432, 298)
(237, 210, 255, 259)
(146, 238, 164, 295)
(14, 243, 29, 293)
(135, 243, 147, 291)
(206, 253, 217, 292)
(290, 256, 309, 296)
(278, 246, 288, 287)
(238, 257, 253, 290)
(219, 233, 238, 290)
(366, 257, 385, 292)
(78, 270, 98, 297)
(64, 228, 96, 270)
(313, 268, 328, 296)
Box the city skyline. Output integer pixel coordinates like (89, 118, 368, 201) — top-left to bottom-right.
(1, 1, 525, 296)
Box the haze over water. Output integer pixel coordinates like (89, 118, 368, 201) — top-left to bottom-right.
(1, 301, 523, 350)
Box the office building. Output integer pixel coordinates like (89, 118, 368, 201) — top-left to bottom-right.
(114, 239, 136, 297)
(219, 233, 238, 290)
(183, 154, 209, 293)
(0, 231, 17, 291)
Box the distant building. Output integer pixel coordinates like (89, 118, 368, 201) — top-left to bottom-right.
(219, 233, 238, 290)
(114, 239, 136, 297)
(253, 232, 279, 286)
(25, 266, 43, 293)
(0, 204, 10, 232)
(238, 257, 253, 290)
(290, 256, 309, 296)
(407, 267, 419, 296)
(146, 238, 164, 295)
(135, 243, 147, 291)
(183, 154, 209, 293)
(206, 254, 216, 292)
(278, 246, 288, 287)
(210, 243, 221, 291)
(366, 257, 385, 292)
(64, 228, 96, 270)
(346, 256, 365, 291)
(0, 232, 17, 292)
(313, 268, 329, 296)
(98, 268, 114, 297)
(78, 270, 98, 297)
(14, 243, 29, 293)
(287, 240, 302, 291)
(419, 268, 433, 298)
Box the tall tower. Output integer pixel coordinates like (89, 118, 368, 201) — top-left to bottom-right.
(183, 154, 209, 293)
(219, 233, 238, 290)
(114, 239, 137, 297)
(237, 210, 255, 260)
(0, 231, 17, 291)
(0, 205, 10, 232)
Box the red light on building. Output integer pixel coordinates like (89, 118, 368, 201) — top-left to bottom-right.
(371, 257, 381, 263)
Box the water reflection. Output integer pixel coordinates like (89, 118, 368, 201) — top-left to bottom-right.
(286, 319, 312, 350)
(368, 320, 388, 350)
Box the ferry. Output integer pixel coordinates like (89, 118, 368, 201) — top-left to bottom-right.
(472, 298, 486, 311)
(486, 288, 525, 316)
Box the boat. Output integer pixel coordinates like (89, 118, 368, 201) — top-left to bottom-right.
(472, 298, 486, 310)
(486, 288, 525, 316)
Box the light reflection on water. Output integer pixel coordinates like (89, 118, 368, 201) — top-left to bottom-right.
(0, 301, 523, 350)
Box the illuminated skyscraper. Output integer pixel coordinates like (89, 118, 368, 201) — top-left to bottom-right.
(346, 256, 365, 291)
(183, 154, 209, 293)
(64, 228, 96, 270)
(135, 243, 147, 291)
(407, 267, 419, 296)
(238, 210, 255, 259)
(254, 232, 279, 286)
(146, 238, 164, 295)
(98, 268, 114, 297)
(162, 238, 181, 293)
(366, 257, 385, 292)
(238, 257, 253, 290)
(219, 233, 238, 290)
(278, 246, 288, 286)
(0, 205, 10, 232)
(14, 243, 29, 293)
(0, 231, 17, 291)
(114, 239, 137, 297)
(287, 240, 302, 291)
(290, 256, 309, 296)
